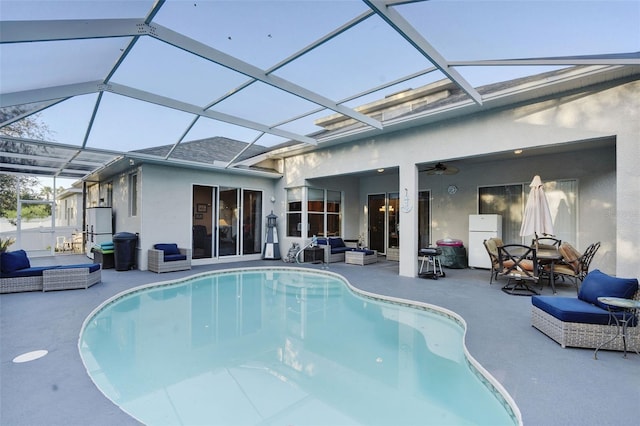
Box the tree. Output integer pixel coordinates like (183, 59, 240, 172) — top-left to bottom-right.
(0, 111, 54, 222)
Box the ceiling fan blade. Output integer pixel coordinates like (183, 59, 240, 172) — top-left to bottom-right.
(442, 165, 459, 175)
(421, 162, 458, 175)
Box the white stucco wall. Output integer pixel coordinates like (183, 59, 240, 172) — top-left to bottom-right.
(137, 164, 278, 270)
(277, 78, 638, 278)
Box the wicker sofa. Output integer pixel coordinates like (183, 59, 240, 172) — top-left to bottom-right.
(531, 269, 639, 351)
(1, 249, 101, 293)
(316, 237, 358, 263)
(148, 243, 192, 273)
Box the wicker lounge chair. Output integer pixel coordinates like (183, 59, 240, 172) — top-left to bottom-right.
(1, 249, 101, 293)
(531, 269, 639, 351)
(148, 244, 192, 273)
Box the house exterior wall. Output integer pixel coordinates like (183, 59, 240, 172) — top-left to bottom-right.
(54, 191, 83, 229)
(134, 164, 277, 270)
(276, 78, 638, 278)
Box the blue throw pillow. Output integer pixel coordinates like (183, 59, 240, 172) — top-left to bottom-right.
(578, 269, 639, 310)
(328, 238, 345, 248)
(316, 238, 327, 245)
(154, 243, 180, 255)
(1, 250, 31, 274)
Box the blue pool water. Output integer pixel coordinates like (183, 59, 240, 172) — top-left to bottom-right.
(79, 268, 520, 425)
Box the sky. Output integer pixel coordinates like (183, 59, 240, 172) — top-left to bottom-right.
(1, 0, 639, 170)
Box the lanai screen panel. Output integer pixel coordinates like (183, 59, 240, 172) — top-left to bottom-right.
(1, 0, 638, 179)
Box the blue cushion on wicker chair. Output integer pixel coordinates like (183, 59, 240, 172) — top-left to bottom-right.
(164, 254, 187, 262)
(578, 269, 638, 310)
(328, 237, 345, 248)
(154, 243, 180, 255)
(1, 250, 31, 274)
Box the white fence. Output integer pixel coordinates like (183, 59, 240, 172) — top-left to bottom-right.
(1, 218, 82, 257)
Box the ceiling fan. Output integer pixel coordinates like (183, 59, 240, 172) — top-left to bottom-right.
(421, 162, 459, 175)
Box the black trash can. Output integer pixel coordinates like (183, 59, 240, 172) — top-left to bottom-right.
(113, 232, 138, 271)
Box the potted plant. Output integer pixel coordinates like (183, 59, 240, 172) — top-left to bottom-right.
(0, 237, 16, 252)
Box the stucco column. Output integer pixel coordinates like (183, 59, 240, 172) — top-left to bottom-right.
(398, 163, 418, 277)
(617, 131, 640, 278)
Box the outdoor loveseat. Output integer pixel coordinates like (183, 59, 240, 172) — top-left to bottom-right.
(148, 243, 192, 273)
(316, 237, 358, 263)
(0, 249, 102, 293)
(531, 269, 639, 351)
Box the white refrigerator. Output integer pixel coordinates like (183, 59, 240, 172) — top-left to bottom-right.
(468, 214, 502, 269)
(86, 207, 113, 258)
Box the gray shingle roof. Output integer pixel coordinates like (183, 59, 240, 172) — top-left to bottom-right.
(133, 136, 270, 164)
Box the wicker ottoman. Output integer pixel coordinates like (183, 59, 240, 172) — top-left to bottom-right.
(345, 249, 378, 265)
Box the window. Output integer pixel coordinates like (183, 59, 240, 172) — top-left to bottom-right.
(129, 173, 138, 217)
(418, 190, 431, 250)
(308, 188, 325, 237)
(326, 190, 341, 237)
(287, 187, 302, 237)
(479, 180, 577, 244)
(287, 187, 342, 238)
(105, 181, 113, 207)
(307, 188, 341, 237)
(479, 184, 522, 243)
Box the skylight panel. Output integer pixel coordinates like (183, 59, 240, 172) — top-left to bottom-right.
(213, 81, 319, 128)
(33, 94, 101, 145)
(110, 37, 250, 107)
(400, 0, 640, 61)
(0, 0, 153, 20)
(273, 14, 433, 101)
(0, 38, 131, 94)
(271, 109, 333, 141)
(85, 93, 197, 152)
(154, 0, 368, 70)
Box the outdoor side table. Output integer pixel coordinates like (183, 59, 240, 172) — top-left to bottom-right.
(594, 297, 640, 360)
(303, 246, 324, 263)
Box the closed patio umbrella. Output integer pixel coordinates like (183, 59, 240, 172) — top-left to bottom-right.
(520, 175, 554, 238)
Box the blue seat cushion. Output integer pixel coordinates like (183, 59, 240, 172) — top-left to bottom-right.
(53, 263, 101, 273)
(578, 269, 638, 310)
(314, 238, 349, 253)
(2, 266, 53, 278)
(532, 295, 635, 326)
(330, 246, 352, 254)
(1, 250, 31, 274)
(1, 263, 99, 278)
(154, 243, 180, 255)
(164, 254, 187, 262)
(352, 249, 375, 255)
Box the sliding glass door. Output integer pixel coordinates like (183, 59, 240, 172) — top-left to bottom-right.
(193, 185, 263, 259)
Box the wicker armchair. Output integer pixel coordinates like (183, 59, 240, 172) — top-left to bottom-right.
(148, 244, 191, 273)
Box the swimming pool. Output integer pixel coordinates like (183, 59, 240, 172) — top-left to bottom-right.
(79, 267, 521, 425)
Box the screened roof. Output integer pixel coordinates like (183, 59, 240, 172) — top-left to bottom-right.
(1, 0, 639, 181)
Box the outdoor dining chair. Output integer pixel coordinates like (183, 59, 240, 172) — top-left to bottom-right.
(553, 242, 601, 293)
(532, 234, 561, 285)
(483, 237, 504, 285)
(497, 244, 539, 296)
(532, 234, 561, 250)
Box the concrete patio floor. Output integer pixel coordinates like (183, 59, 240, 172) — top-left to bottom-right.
(1, 255, 638, 425)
